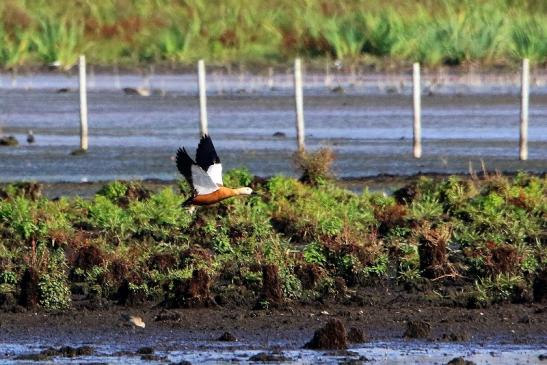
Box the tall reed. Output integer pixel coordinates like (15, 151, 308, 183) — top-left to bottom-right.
(0, 0, 544, 68)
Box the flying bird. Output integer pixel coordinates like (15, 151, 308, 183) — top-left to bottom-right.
(176, 135, 255, 206)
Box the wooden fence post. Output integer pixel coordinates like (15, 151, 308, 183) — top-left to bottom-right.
(520, 58, 529, 161)
(412, 62, 422, 159)
(198, 59, 208, 136)
(294, 58, 305, 150)
(78, 55, 88, 151)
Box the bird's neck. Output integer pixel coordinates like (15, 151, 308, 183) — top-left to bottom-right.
(217, 186, 246, 198)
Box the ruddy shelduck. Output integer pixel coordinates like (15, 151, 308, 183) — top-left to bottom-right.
(176, 135, 255, 206)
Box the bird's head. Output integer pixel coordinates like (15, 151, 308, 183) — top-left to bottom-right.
(236, 187, 256, 196)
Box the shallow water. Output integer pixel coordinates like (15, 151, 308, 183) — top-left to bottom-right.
(0, 72, 546, 182)
(0, 339, 544, 364)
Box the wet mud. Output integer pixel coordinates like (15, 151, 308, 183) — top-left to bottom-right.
(1, 285, 546, 364)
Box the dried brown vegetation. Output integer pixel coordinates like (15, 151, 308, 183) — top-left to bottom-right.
(293, 147, 335, 186)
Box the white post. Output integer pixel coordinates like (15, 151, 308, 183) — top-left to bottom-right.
(412, 62, 422, 158)
(294, 58, 305, 150)
(520, 58, 529, 161)
(198, 59, 208, 136)
(78, 55, 88, 151)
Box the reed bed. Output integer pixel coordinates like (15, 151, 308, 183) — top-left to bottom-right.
(0, 0, 545, 70)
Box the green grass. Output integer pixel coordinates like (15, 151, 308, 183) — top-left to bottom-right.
(0, 171, 545, 310)
(0, 0, 545, 69)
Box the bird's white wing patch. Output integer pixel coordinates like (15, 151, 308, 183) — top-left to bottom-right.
(207, 163, 223, 186)
(191, 165, 219, 195)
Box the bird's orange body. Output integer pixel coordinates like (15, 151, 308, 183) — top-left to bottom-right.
(190, 186, 239, 206)
(177, 135, 255, 207)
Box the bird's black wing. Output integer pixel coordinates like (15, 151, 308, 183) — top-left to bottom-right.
(195, 134, 221, 172)
(176, 147, 195, 187)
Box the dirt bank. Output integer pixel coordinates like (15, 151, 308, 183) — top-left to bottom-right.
(2, 287, 546, 348)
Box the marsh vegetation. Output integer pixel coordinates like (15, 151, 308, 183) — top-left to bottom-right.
(0, 169, 545, 312)
(0, 0, 546, 70)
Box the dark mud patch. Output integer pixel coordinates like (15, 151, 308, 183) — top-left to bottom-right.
(16, 346, 94, 361)
(248, 351, 289, 362)
(154, 308, 182, 322)
(447, 357, 477, 365)
(136, 346, 154, 355)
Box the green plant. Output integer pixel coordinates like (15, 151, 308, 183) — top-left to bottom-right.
(362, 10, 403, 57)
(303, 242, 327, 266)
(129, 187, 191, 239)
(511, 15, 547, 61)
(97, 181, 127, 201)
(362, 253, 388, 277)
(474, 273, 525, 305)
(410, 196, 444, 222)
(320, 15, 366, 60)
(280, 269, 302, 299)
(157, 22, 200, 62)
(31, 15, 83, 68)
(0, 271, 17, 284)
(86, 195, 133, 239)
(223, 168, 253, 188)
(38, 249, 71, 310)
(0, 25, 30, 69)
(0, 196, 38, 240)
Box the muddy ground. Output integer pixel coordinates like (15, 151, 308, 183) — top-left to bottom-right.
(2, 285, 546, 349)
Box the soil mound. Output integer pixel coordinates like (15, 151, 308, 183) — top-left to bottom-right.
(169, 269, 214, 307)
(404, 320, 431, 339)
(347, 327, 367, 343)
(304, 318, 348, 350)
(217, 332, 237, 341)
(259, 264, 283, 304)
(446, 357, 476, 365)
